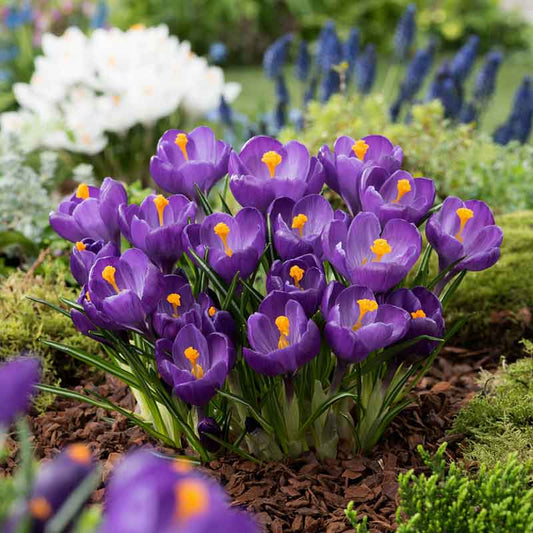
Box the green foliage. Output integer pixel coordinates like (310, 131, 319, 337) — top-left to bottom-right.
(0, 258, 98, 410)
(452, 347, 533, 467)
(344, 501, 369, 532)
(282, 96, 533, 214)
(396, 443, 533, 532)
(0, 136, 96, 270)
(124, 179, 157, 206)
(445, 210, 533, 348)
(109, 0, 530, 64)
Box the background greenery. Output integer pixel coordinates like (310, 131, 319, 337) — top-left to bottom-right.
(226, 51, 533, 135)
(109, 0, 531, 63)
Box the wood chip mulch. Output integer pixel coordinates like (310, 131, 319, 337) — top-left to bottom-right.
(1, 346, 501, 532)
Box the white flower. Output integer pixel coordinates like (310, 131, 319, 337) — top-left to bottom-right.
(2, 24, 240, 155)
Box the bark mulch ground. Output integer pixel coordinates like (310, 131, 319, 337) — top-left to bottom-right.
(1, 345, 500, 532)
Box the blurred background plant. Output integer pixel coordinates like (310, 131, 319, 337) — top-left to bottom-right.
(0, 133, 95, 270)
(1, 22, 239, 183)
(213, 3, 532, 149)
(108, 0, 531, 64)
(0, 0, 109, 111)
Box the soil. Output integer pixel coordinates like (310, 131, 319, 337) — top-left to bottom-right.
(1, 345, 501, 532)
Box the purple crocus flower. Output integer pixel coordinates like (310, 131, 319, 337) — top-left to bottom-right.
(18, 444, 95, 530)
(244, 291, 320, 376)
(49, 178, 127, 247)
(322, 211, 422, 293)
(197, 292, 236, 343)
(149, 126, 231, 200)
(119, 194, 197, 273)
(270, 194, 336, 260)
(426, 196, 503, 273)
(70, 239, 119, 286)
(185, 208, 266, 283)
(71, 286, 124, 340)
(153, 275, 236, 342)
(325, 285, 409, 363)
(87, 249, 165, 332)
(318, 135, 403, 214)
(100, 450, 182, 533)
(360, 169, 435, 225)
(386, 287, 444, 358)
(197, 417, 223, 453)
(100, 450, 259, 533)
(0, 357, 41, 428)
(155, 323, 231, 405)
(153, 274, 199, 340)
(266, 254, 326, 316)
(320, 280, 346, 319)
(228, 136, 325, 212)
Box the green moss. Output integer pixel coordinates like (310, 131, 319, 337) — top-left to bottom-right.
(445, 211, 533, 348)
(452, 345, 533, 467)
(0, 258, 98, 410)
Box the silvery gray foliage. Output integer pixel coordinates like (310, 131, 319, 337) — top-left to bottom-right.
(0, 137, 94, 242)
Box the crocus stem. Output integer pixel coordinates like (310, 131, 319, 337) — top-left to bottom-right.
(434, 271, 454, 297)
(197, 406, 205, 420)
(284, 374, 295, 403)
(330, 360, 348, 394)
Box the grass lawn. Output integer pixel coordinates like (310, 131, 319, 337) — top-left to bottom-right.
(226, 51, 533, 136)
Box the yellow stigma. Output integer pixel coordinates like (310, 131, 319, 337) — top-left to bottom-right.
(291, 213, 308, 238)
(261, 150, 282, 178)
(66, 444, 92, 465)
(411, 309, 427, 319)
(129, 23, 145, 31)
(392, 178, 411, 203)
(213, 222, 233, 257)
(85, 291, 91, 302)
(184, 346, 204, 379)
(75, 241, 86, 251)
(208, 306, 216, 317)
(29, 497, 53, 521)
(175, 133, 189, 161)
(153, 195, 169, 226)
(175, 479, 209, 522)
(289, 265, 305, 289)
(352, 139, 369, 160)
(76, 183, 90, 200)
(275, 315, 290, 349)
(352, 299, 378, 331)
(167, 293, 181, 318)
(371, 238, 392, 262)
(102, 265, 120, 293)
(455, 207, 474, 243)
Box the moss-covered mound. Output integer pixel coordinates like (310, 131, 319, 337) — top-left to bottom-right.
(445, 210, 533, 349)
(452, 341, 533, 467)
(0, 258, 98, 409)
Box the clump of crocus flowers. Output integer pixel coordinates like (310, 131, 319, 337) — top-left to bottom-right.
(47, 127, 502, 459)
